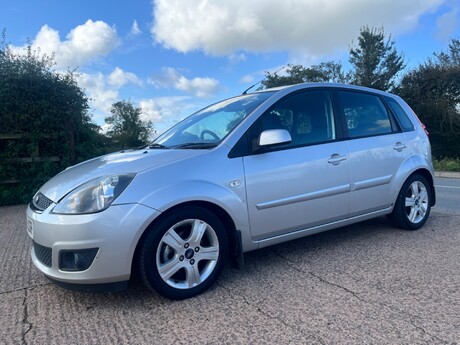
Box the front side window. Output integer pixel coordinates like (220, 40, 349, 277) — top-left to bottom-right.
(153, 92, 274, 149)
(247, 90, 336, 152)
(338, 91, 392, 138)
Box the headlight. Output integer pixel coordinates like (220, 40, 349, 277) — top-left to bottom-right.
(52, 174, 135, 214)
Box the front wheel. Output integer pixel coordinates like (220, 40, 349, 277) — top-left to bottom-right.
(389, 174, 432, 230)
(138, 206, 228, 299)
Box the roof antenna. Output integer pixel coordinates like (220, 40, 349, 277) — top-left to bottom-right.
(242, 66, 285, 95)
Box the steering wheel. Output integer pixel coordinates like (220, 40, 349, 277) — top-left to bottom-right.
(200, 129, 220, 141)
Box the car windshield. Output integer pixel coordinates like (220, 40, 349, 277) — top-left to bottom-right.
(151, 92, 274, 149)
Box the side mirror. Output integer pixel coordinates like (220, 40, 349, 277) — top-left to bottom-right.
(258, 129, 292, 147)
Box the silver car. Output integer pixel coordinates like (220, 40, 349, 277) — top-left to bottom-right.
(27, 83, 435, 299)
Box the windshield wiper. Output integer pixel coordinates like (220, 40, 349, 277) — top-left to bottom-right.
(137, 143, 167, 150)
(172, 142, 218, 149)
(147, 143, 168, 149)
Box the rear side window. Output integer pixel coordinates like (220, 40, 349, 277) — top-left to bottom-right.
(337, 91, 392, 138)
(385, 97, 415, 132)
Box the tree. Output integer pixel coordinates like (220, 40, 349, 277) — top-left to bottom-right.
(397, 38, 460, 158)
(349, 26, 405, 91)
(0, 31, 104, 204)
(435, 38, 460, 66)
(105, 101, 153, 149)
(261, 61, 347, 89)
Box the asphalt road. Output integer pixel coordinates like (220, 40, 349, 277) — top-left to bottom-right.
(434, 176, 460, 213)
(1, 195, 459, 344)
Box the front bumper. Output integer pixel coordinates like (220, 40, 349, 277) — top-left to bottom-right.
(26, 203, 160, 286)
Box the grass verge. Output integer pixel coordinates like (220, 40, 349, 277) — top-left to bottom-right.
(433, 158, 460, 172)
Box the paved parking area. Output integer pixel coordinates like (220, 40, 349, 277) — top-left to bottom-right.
(1, 204, 459, 344)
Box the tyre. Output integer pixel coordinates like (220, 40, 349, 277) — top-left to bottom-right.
(138, 206, 228, 299)
(389, 174, 432, 230)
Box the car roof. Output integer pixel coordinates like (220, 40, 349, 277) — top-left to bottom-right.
(254, 82, 396, 98)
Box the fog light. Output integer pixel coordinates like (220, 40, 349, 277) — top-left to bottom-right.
(59, 248, 98, 271)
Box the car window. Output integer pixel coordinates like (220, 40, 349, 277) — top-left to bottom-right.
(337, 91, 393, 138)
(152, 92, 274, 148)
(385, 96, 415, 132)
(248, 90, 336, 152)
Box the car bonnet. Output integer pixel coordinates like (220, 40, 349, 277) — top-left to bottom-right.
(38, 149, 203, 202)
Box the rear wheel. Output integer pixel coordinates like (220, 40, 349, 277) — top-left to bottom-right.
(389, 174, 432, 230)
(139, 206, 228, 299)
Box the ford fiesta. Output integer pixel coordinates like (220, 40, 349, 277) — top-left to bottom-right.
(27, 83, 435, 299)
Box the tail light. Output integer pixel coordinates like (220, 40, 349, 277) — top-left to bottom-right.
(408, 106, 429, 136)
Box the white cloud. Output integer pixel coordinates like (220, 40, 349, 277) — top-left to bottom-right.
(151, 0, 445, 57)
(436, 7, 459, 42)
(148, 67, 180, 88)
(139, 99, 164, 123)
(175, 76, 219, 98)
(240, 74, 255, 84)
(76, 67, 143, 123)
(148, 67, 220, 98)
(77, 72, 119, 119)
(229, 52, 247, 63)
(76, 69, 195, 132)
(15, 20, 119, 69)
(140, 96, 198, 133)
(131, 20, 142, 36)
(108, 67, 143, 87)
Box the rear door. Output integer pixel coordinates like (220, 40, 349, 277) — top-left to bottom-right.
(334, 89, 409, 216)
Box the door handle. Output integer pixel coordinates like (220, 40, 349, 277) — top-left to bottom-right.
(328, 154, 347, 165)
(393, 142, 407, 152)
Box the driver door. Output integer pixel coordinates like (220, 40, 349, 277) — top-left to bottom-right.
(242, 90, 351, 240)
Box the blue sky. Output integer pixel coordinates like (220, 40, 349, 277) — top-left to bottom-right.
(1, 0, 459, 134)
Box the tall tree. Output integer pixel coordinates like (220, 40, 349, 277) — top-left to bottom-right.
(261, 62, 347, 89)
(105, 101, 153, 149)
(397, 38, 460, 158)
(349, 26, 405, 91)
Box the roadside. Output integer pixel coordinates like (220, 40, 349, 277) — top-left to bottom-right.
(435, 171, 460, 178)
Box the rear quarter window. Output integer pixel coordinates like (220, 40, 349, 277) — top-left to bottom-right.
(385, 97, 415, 132)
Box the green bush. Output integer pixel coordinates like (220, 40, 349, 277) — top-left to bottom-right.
(433, 158, 460, 172)
(0, 36, 107, 205)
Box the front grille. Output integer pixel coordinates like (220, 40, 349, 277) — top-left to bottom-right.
(31, 192, 54, 212)
(33, 241, 52, 267)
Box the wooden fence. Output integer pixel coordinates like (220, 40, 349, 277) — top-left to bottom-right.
(0, 133, 61, 185)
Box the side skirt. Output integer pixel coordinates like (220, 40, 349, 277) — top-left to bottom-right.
(254, 207, 392, 250)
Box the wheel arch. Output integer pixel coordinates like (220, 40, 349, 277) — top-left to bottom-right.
(407, 168, 436, 206)
(393, 154, 436, 208)
(389, 168, 435, 230)
(131, 200, 239, 275)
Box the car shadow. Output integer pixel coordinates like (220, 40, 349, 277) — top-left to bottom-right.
(65, 216, 390, 301)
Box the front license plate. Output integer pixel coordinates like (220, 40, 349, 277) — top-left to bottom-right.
(27, 218, 34, 239)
